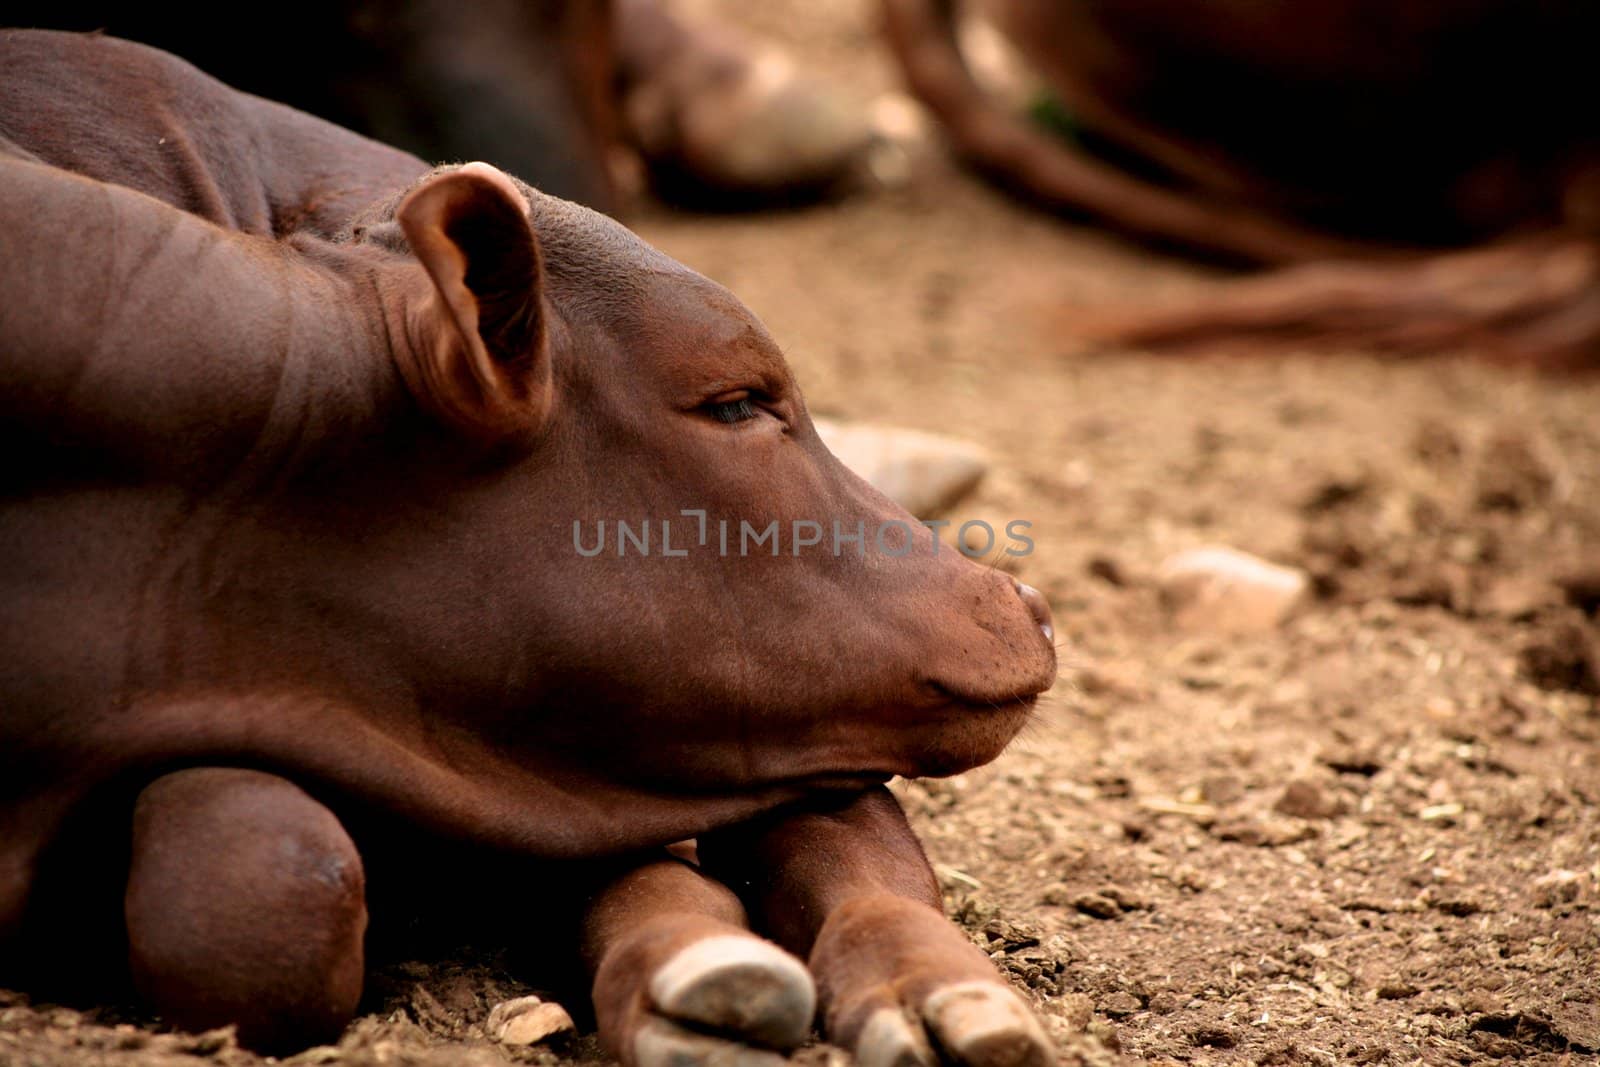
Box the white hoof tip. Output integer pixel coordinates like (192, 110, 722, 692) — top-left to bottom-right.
(855, 1007, 936, 1067)
(922, 983, 1053, 1067)
(649, 935, 816, 1049)
(634, 1017, 792, 1067)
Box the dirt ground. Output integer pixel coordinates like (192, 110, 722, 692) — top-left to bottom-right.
(3, 2, 1598, 1066)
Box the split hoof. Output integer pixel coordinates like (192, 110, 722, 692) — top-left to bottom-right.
(855, 1006, 937, 1067)
(921, 983, 1053, 1067)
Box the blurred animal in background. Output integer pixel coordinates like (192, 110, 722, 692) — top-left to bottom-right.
(5, 0, 876, 213)
(884, 0, 1600, 367)
(16, 0, 1595, 364)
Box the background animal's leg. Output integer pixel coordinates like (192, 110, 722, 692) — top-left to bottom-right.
(124, 768, 365, 1053)
(582, 852, 815, 1067)
(699, 787, 1051, 1067)
(879, 0, 1368, 264)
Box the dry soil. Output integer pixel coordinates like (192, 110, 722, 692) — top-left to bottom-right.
(3, 2, 1596, 1065)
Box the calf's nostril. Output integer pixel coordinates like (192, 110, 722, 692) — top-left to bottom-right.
(1012, 579, 1054, 641)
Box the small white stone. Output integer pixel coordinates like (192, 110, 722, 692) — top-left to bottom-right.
(487, 996, 574, 1046)
(1158, 545, 1310, 633)
(1419, 802, 1464, 822)
(1532, 868, 1585, 907)
(813, 418, 989, 518)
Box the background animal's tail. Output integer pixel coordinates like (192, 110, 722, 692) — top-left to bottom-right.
(880, 0, 1600, 369)
(1075, 236, 1600, 369)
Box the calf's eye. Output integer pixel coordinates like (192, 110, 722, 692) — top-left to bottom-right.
(704, 395, 760, 423)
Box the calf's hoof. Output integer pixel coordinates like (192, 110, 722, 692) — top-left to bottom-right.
(812, 897, 1052, 1067)
(648, 934, 815, 1049)
(852, 982, 1051, 1067)
(598, 926, 815, 1067)
(632, 1016, 791, 1067)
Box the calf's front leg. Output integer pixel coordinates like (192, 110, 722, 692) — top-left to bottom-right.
(582, 851, 816, 1067)
(698, 787, 1052, 1067)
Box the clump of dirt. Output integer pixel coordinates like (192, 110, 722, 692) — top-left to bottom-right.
(1519, 619, 1600, 695)
(5, 3, 1598, 1066)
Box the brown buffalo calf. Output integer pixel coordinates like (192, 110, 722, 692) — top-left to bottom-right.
(0, 30, 1056, 1064)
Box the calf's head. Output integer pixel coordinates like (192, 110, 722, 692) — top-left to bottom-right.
(325, 164, 1056, 798)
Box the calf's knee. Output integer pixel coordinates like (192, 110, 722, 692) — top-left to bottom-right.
(124, 767, 366, 1052)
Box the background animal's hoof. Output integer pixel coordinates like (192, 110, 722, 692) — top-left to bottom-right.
(634, 1016, 793, 1067)
(649, 934, 816, 1050)
(921, 983, 1053, 1067)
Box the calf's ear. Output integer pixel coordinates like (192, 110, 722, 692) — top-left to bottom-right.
(396, 162, 551, 443)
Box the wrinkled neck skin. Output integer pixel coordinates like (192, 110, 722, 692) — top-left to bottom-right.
(0, 29, 431, 238)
